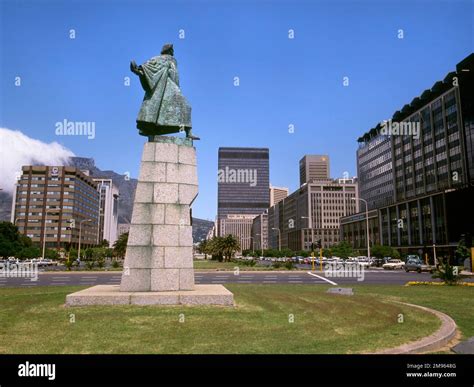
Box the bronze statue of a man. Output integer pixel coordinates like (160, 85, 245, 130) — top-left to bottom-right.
(130, 44, 199, 139)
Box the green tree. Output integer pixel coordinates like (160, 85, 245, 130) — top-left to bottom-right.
(99, 239, 110, 248)
(279, 248, 293, 258)
(330, 241, 354, 259)
(17, 246, 41, 259)
(298, 250, 310, 258)
(83, 248, 94, 260)
(0, 221, 32, 258)
(221, 234, 240, 262)
(69, 248, 78, 261)
(113, 232, 128, 259)
(197, 239, 210, 259)
(371, 245, 400, 259)
(44, 249, 59, 260)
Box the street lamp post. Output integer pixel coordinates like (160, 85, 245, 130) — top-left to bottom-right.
(272, 228, 281, 251)
(78, 219, 92, 260)
(42, 208, 59, 260)
(352, 198, 370, 259)
(301, 216, 314, 269)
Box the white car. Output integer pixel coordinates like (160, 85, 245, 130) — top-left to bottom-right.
(382, 259, 405, 270)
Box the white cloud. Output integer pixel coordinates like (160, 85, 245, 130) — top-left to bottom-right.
(0, 128, 75, 194)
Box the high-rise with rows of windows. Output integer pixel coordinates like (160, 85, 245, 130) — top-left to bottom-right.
(341, 53, 474, 258)
(299, 155, 330, 186)
(217, 147, 270, 250)
(11, 166, 100, 250)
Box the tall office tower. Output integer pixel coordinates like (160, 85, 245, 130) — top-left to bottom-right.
(217, 147, 270, 250)
(267, 178, 359, 250)
(11, 166, 100, 250)
(93, 178, 119, 247)
(269, 185, 289, 206)
(341, 53, 474, 256)
(299, 155, 330, 185)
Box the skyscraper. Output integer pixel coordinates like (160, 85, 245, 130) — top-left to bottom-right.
(299, 155, 330, 185)
(217, 147, 270, 250)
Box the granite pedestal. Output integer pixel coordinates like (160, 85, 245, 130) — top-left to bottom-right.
(66, 136, 234, 307)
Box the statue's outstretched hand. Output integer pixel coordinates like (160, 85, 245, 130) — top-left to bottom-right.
(130, 60, 141, 75)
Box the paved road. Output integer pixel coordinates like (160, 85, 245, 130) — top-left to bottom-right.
(0, 270, 466, 287)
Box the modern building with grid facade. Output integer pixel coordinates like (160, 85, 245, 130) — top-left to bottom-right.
(341, 53, 474, 257)
(299, 155, 330, 186)
(217, 147, 270, 250)
(268, 178, 359, 251)
(11, 166, 100, 250)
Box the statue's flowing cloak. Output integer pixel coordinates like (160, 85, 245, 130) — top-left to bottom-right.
(137, 54, 192, 133)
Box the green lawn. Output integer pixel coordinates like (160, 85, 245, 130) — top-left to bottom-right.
(355, 285, 474, 340)
(193, 259, 294, 271)
(1, 284, 467, 354)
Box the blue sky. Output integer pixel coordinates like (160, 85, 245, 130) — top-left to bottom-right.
(1, 0, 472, 220)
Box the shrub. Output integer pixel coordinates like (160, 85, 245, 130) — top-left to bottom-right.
(64, 259, 74, 271)
(284, 260, 295, 270)
(85, 260, 95, 270)
(432, 258, 464, 285)
(96, 257, 105, 269)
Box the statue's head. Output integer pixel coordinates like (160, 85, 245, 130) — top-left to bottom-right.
(161, 43, 174, 56)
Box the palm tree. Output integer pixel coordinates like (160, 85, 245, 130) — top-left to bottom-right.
(197, 239, 209, 259)
(113, 232, 128, 259)
(222, 234, 240, 262)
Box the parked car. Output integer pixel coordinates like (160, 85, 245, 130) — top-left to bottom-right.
(404, 256, 434, 273)
(382, 259, 405, 270)
(356, 259, 371, 268)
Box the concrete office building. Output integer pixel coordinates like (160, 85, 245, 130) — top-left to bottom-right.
(270, 185, 289, 206)
(268, 178, 359, 251)
(218, 215, 256, 251)
(217, 147, 270, 250)
(299, 155, 330, 185)
(341, 53, 474, 257)
(11, 166, 100, 250)
(251, 210, 268, 251)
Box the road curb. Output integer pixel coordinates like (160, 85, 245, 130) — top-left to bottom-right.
(376, 301, 457, 354)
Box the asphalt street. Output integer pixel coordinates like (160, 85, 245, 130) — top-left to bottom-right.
(0, 269, 467, 287)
